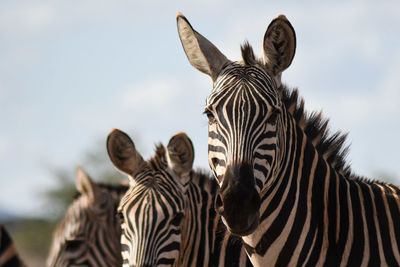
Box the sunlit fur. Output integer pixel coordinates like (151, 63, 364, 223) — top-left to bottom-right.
(0, 224, 25, 267)
(206, 43, 400, 266)
(119, 145, 252, 267)
(47, 183, 126, 267)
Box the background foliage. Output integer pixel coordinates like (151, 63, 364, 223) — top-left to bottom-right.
(4, 141, 126, 267)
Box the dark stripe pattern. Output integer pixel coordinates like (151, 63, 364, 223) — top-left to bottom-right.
(119, 144, 253, 267)
(46, 183, 126, 267)
(205, 52, 400, 266)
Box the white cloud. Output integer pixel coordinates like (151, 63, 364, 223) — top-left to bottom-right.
(119, 78, 182, 111)
(19, 4, 56, 33)
(0, 2, 56, 35)
(0, 0, 228, 38)
(0, 0, 137, 37)
(303, 48, 400, 128)
(214, 1, 400, 65)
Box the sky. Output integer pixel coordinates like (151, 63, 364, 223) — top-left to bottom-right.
(0, 0, 399, 218)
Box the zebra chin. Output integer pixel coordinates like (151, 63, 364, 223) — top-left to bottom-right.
(215, 162, 261, 236)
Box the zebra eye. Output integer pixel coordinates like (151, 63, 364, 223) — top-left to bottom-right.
(211, 157, 219, 168)
(116, 211, 124, 221)
(170, 212, 184, 226)
(65, 239, 84, 251)
(268, 109, 279, 125)
(204, 109, 216, 124)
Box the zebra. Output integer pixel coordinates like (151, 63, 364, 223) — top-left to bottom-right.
(47, 166, 127, 267)
(0, 224, 25, 267)
(177, 13, 400, 266)
(107, 129, 252, 266)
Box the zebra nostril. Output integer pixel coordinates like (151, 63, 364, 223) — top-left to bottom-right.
(215, 194, 224, 214)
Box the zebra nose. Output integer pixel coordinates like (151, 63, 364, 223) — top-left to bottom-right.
(215, 163, 261, 235)
(215, 189, 259, 216)
(222, 188, 260, 235)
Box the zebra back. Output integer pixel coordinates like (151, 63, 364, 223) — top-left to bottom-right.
(107, 129, 252, 266)
(46, 166, 127, 267)
(0, 224, 25, 267)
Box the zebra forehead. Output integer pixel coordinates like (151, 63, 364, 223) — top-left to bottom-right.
(207, 65, 281, 109)
(132, 168, 183, 190)
(122, 176, 184, 206)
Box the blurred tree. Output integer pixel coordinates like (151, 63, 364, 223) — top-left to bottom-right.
(42, 138, 130, 220)
(5, 219, 56, 267)
(8, 134, 143, 266)
(43, 168, 78, 220)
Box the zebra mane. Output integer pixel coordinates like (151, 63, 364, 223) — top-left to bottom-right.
(150, 143, 169, 170)
(146, 144, 225, 211)
(150, 143, 219, 197)
(278, 86, 355, 178)
(240, 43, 357, 179)
(241, 41, 257, 66)
(191, 167, 218, 192)
(97, 183, 128, 199)
(73, 182, 128, 200)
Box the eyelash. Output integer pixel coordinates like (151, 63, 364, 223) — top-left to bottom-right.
(116, 211, 124, 221)
(268, 109, 280, 125)
(203, 109, 216, 124)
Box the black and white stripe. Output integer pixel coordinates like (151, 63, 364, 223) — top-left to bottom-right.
(107, 129, 252, 267)
(178, 13, 400, 266)
(47, 166, 126, 267)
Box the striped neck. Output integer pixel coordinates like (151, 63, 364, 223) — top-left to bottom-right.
(241, 107, 334, 264)
(243, 104, 400, 266)
(177, 171, 250, 267)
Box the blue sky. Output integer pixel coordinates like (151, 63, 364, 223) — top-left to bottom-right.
(0, 1, 399, 217)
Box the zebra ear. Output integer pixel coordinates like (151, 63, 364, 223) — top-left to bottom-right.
(262, 15, 296, 86)
(177, 12, 230, 82)
(167, 132, 194, 182)
(107, 129, 144, 176)
(76, 165, 100, 202)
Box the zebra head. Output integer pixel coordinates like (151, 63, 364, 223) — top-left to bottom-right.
(47, 166, 122, 267)
(177, 13, 296, 236)
(107, 129, 195, 267)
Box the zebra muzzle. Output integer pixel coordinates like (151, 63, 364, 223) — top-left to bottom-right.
(215, 163, 261, 236)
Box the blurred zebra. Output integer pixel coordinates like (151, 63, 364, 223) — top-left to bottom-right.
(107, 129, 252, 267)
(177, 13, 400, 266)
(46, 166, 127, 267)
(0, 224, 25, 267)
